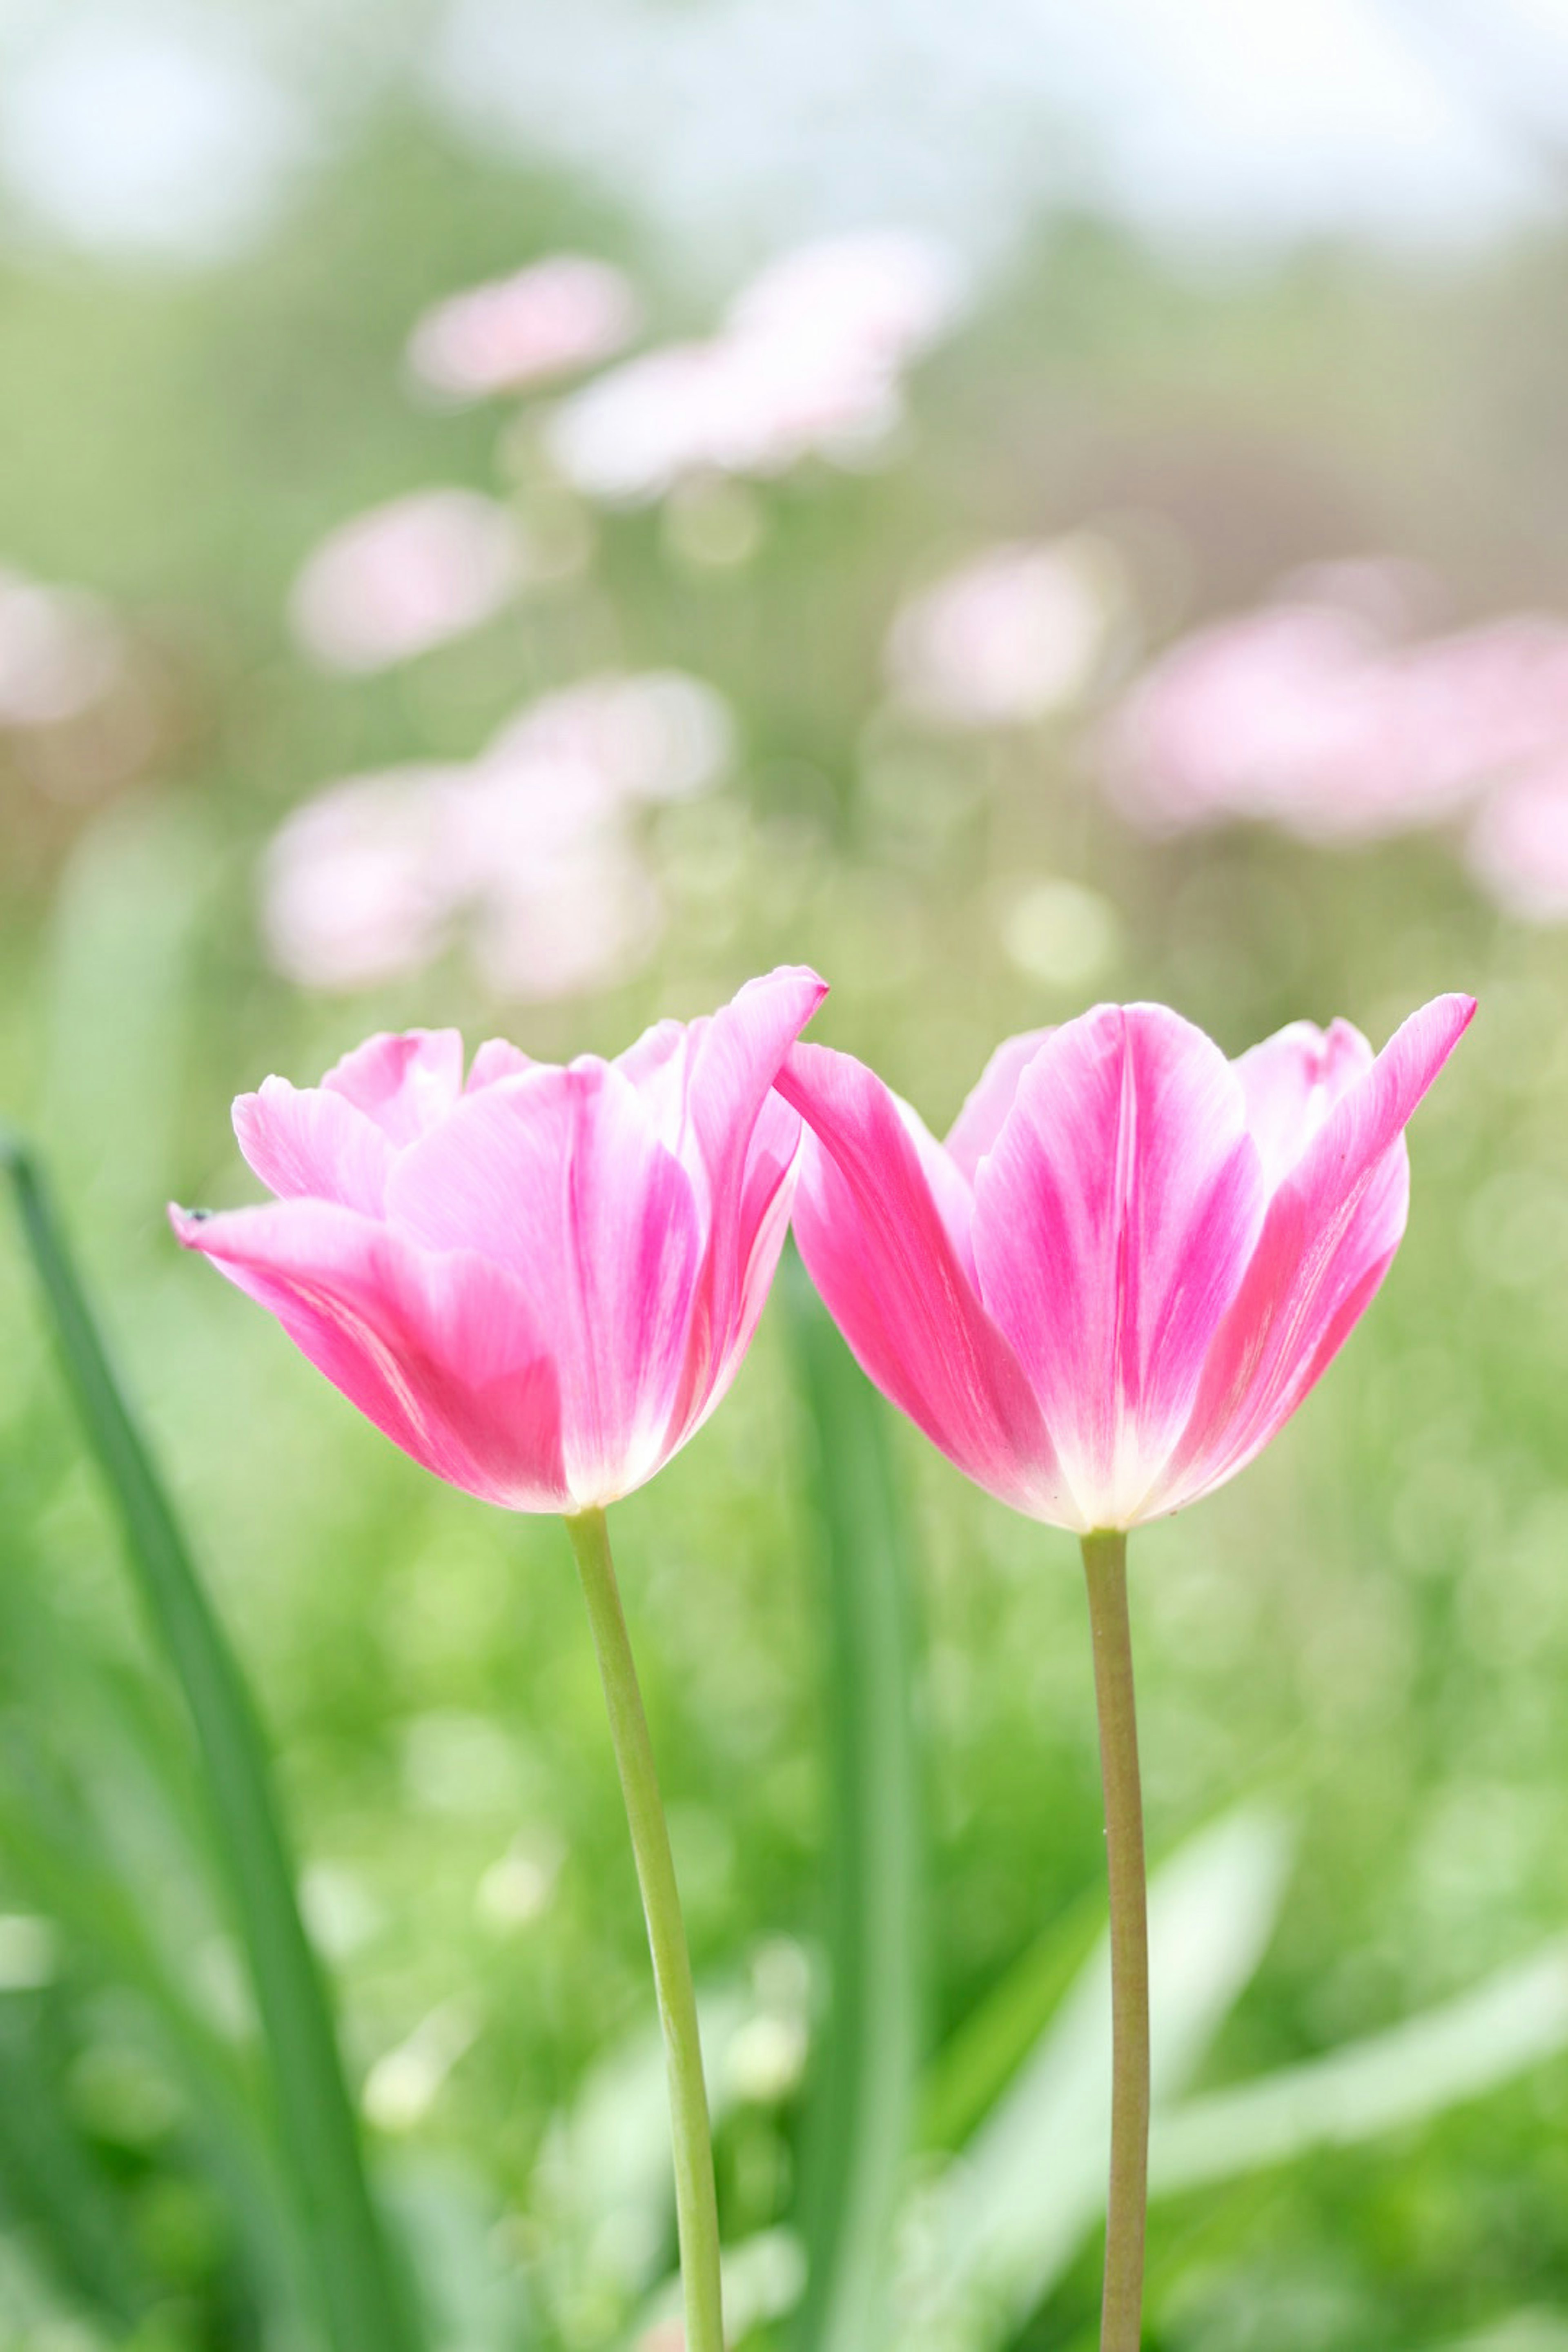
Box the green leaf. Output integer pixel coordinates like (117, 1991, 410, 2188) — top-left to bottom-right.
(1, 1129, 422, 2352)
(1151, 1935, 1568, 2194)
(781, 1250, 924, 2352)
(918, 1882, 1105, 2155)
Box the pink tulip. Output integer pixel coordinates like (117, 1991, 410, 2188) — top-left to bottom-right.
(780, 993, 1474, 1534)
(171, 967, 826, 1512)
(782, 987, 1472, 2350)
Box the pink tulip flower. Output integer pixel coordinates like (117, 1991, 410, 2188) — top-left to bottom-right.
(172, 971, 824, 2352)
(780, 993, 1473, 1535)
(781, 988, 1470, 2352)
(171, 967, 826, 1513)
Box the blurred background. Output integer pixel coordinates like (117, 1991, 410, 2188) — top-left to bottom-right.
(6, 2, 1568, 2347)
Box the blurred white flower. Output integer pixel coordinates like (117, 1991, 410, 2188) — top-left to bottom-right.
(728, 229, 960, 366)
(1105, 571, 1568, 842)
(476, 1831, 566, 1931)
(405, 254, 640, 403)
(547, 228, 962, 504)
(0, 566, 120, 726)
(262, 766, 468, 988)
(468, 831, 664, 1000)
(488, 670, 734, 803)
(886, 538, 1118, 727)
(1466, 762, 1568, 923)
(261, 670, 733, 999)
(288, 489, 528, 673)
(546, 342, 727, 506)
(363, 1999, 479, 2134)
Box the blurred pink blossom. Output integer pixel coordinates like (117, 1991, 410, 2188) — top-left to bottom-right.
(488, 670, 734, 803)
(289, 490, 528, 673)
(728, 229, 960, 369)
(1106, 573, 1568, 843)
(405, 255, 640, 403)
(886, 538, 1118, 727)
(262, 767, 470, 989)
(0, 565, 120, 725)
(261, 671, 733, 998)
(468, 834, 663, 998)
(1466, 761, 1568, 922)
(548, 229, 962, 504)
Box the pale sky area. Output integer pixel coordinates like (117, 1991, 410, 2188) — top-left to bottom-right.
(0, 0, 1562, 274)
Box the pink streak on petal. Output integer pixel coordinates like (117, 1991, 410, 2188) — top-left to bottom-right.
(778, 1040, 1060, 1517)
(673, 1091, 805, 1452)
(466, 1038, 536, 1090)
(169, 1201, 568, 1510)
(639, 967, 828, 1442)
(945, 1027, 1056, 1183)
(971, 1004, 1265, 1529)
(1233, 1017, 1374, 1193)
(1154, 992, 1476, 1516)
(232, 1078, 394, 1215)
(684, 967, 828, 1297)
(384, 1064, 702, 1506)
(321, 1030, 466, 1146)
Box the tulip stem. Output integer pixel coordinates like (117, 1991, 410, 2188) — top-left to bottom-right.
(1081, 1529, 1149, 2352)
(564, 1506, 725, 2352)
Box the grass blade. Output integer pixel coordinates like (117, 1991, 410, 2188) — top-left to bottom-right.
(2, 1129, 421, 2352)
(918, 1883, 1104, 2154)
(1151, 1936, 1568, 2193)
(781, 1250, 924, 2352)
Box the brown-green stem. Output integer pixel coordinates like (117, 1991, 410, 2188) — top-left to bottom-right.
(1081, 1528, 1149, 2352)
(565, 1507, 724, 2352)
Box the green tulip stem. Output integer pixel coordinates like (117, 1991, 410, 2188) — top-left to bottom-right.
(1081, 1528, 1149, 2352)
(564, 1506, 724, 2352)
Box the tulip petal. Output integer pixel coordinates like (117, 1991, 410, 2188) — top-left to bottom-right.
(385, 1063, 702, 1503)
(683, 965, 826, 1294)
(169, 1200, 568, 1509)
(233, 1078, 395, 1216)
(945, 1027, 1055, 1183)
(321, 1029, 466, 1145)
(668, 1089, 804, 1452)
(621, 967, 826, 1202)
(1154, 991, 1475, 1515)
(971, 1004, 1266, 1529)
(621, 969, 827, 1383)
(615, 1016, 687, 1120)
(1234, 1017, 1373, 1192)
(778, 1041, 1062, 1517)
(466, 1038, 536, 1089)
(900, 1094, 982, 1284)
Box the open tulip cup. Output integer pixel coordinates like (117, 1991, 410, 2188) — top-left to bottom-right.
(779, 989, 1474, 2351)
(176, 970, 1472, 2352)
(174, 966, 829, 2352)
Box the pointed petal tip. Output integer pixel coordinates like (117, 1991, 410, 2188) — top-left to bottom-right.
(168, 1202, 208, 1248)
(739, 962, 829, 1022)
(1395, 987, 1477, 1074)
(230, 1075, 289, 1141)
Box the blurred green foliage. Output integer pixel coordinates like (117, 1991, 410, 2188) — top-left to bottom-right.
(4, 103, 1568, 2352)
